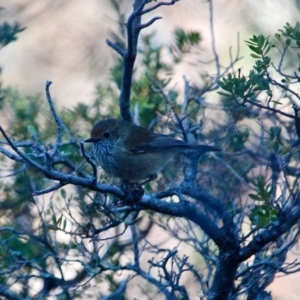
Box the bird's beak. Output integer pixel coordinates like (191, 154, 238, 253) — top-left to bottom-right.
(84, 137, 98, 143)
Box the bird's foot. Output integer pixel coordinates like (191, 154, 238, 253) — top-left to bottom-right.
(119, 180, 144, 204)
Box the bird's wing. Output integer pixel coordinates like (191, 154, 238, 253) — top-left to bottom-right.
(129, 134, 189, 153)
(122, 125, 220, 154)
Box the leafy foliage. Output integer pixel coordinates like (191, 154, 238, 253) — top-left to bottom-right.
(0, 21, 25, 48)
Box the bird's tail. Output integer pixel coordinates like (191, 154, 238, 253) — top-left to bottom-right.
(189, 144, 221, 152)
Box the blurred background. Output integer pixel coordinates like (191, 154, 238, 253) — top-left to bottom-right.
(0, 0, 299, 298)
(0, 0, 299, 106)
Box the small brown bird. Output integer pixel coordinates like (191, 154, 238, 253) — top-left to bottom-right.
(85, 118, 220, 182)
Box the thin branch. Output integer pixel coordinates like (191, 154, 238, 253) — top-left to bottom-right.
(137, 16, 162, 30)
(105, 39, 125, 57)
(141, 0, 178, 15)
(140, 194, 224, 248)
(130, 223, 140, 268)
(213, 155, 252, 188)
(45, 81, 70, 156)
(0, 125, 124, 198)
(208, 0, 220, 79)
(0, 165, 26, 178)
(231, 93, 298, 120)
(80, 141, 97, 184)
(0, 284, 27, 300)
(32, 182, 67, 196)
(102, 279, 129, 300)
(0, 146, 24, 163)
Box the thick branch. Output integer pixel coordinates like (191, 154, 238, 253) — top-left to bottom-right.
(0, 125, 124, 197)
(118, 0, 144, 122)
(140, 194, 224, 248)
(116, 0, 177, 122)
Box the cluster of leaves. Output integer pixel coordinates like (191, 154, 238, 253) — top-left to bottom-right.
(218, 22, 300, 231)
(0, 19, 25, 48)
(276, 21, 300, 49)
(249, 176, 278, 228)
(0, 20, 25, 107)
(219, 34, 272, 104)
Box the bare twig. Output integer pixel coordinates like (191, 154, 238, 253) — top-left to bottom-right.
(80, 141, 98, 184)
(45, 81, 71, 156)
(208, 0, 220, 79)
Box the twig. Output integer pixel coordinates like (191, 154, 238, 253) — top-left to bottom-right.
(0, 125, 124, 198)
(45, 81, 71, 157)
(105, 39, 125, 57)
(80, 141, 98, 184)
(0, 146, 24, 163)
(32, 182, 67, 196)
(102, 279, 129, 300)
(141, 0, 178, 15)
(208, 0, 220, 79)
(137, 16, 162, 30)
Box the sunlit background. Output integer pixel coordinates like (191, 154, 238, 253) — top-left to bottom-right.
(0, 0, 299, 298)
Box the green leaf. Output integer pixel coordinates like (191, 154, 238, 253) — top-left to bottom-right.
(56, 214, 62, 226)
(249, 194, 262, 201)
(60, 188, 67, 199)
(248, 45, 261, 54)
(52, 214, 56, 224)
(63, 219, 67, 230)
(275, 33, 281, 40)
(47, 224, 58, 230)
(249, 205, 278, 228)
(257, 35, 265, 48)
(217, 91, 231, 97)
(27, 125, 36, 137)
(250, 54, 261, 59)
(272, 100, 282, 105)
(0, 22, 26, 47)
(264, 45, 272, 55)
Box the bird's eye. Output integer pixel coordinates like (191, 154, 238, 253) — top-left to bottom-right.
(103, 132, 110, 138)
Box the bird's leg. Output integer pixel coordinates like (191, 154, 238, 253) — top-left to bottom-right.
(119, 180, 134, 191)
(119, 180, 144, 204)
(118, 174, 157, 205)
